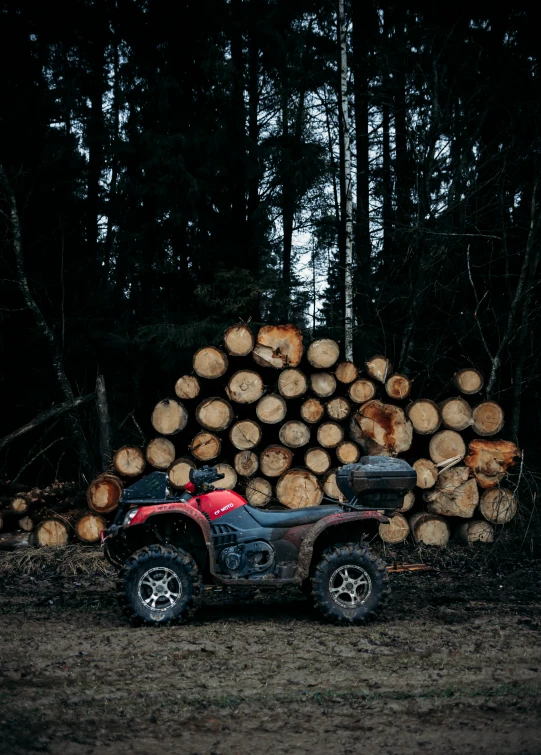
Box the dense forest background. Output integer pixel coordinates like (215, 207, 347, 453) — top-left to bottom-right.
(0, 1, 539, 491)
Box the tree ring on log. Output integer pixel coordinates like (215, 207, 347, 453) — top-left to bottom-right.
(276, 469, 323, 508)
(255, 393, 287, 424)
(307, 339, 340, 369)
(310, 372, 336, 398)
(223, 324, 255, 356)
(175, 375, 200, 400)
(454, 367, 484, 395)
(146, 438, 176, 469)
(300, 397, 324, 424)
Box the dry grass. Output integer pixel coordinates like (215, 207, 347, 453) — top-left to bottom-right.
(0, 545, 113, 577)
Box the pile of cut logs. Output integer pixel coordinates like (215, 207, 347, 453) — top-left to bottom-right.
(1, 323, 521, 549)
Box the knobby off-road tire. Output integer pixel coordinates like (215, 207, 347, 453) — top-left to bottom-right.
(312, 543, 389, 625)
(117, 544, 202, 626)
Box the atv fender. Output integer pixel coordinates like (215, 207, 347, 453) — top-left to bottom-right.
(127, 503, 216, 569)
(293, 510, 388, 583)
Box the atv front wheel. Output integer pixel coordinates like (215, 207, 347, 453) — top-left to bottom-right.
(312, 543, 388, 625)
(118, 544, 202, 625)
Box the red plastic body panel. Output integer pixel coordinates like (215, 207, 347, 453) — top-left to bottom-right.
(128, 502, 212, 545)
(127, 489, 247, 527)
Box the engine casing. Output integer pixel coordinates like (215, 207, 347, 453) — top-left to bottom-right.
(219, 541, 275, 578)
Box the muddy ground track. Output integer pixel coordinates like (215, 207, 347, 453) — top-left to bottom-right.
(0, 560, 540, 754)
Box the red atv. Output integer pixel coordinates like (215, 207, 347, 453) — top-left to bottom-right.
(102, 457, 415, 626)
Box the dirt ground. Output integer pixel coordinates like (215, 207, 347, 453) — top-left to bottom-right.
(0, 550, 540, 755)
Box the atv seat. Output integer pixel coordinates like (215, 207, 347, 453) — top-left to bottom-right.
(245, 503, 342, 529)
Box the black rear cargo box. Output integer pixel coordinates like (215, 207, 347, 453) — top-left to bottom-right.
(336, 457, 416, 509)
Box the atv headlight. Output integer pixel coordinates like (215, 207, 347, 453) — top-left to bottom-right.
(123, 508, 140, 526)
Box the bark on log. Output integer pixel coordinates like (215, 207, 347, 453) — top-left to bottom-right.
(193, 346, 228, 379)
(190, 432, 221, 462)
(34, 518, 70, 547)
(317, 422, 345, 448)
(96, 374, 112, 472)
(245, 477, 273, 507)
(472, 401, 505, 436)
(454, 367, 484, 395)
(0, 532, 31, 550)
(399, 491, 415, 513)
(307, 339, 340, 369)
(355, 400, 413, 455)
(195, 397, 234, 432)
(76, 513, 106, 543)
(11, 497, 29, 515)
(406, 399, 441, 435)
(348, 378, 376, 404)
(413, 459, 439, 489)
(322, 470, 344, 501)
(276, 469, 323, 508)
(457, 520, 495, 544)
(168, 458, 196, 489)
(259, 445, 294, 477)
(234, 450, 259, 477)
(223, 324, 255, 356)
(365, 355, 392, 383)
(87, 474, 123, 513)
(326, 397, 351, 421)
(304, 447, 332, 475)
(151, 399, 188, 435)
(229, 419, 262, 450)
(335, 361, 358, 384)
(385, 374, 412, 400)
(146, 438, 176, 469)
(253, 324, 303, 369)
(479, 487, 517, 524)
(255, 394, 287, 425)
(278, 421, 310, 448)
(409, 512, 450, 546)
(464, 439, 520, 488)
(227, 371, 264, 404)
(429, 430, 466, 464)
(379, 513, 409, 544)
(310, 372, 336, 398)
(212, 463, 237, 490)
(300, 397, 324, 424)
(18, 516, 33, 532)
(440, 397, 473, 431)
(175, 375, 200, 400)
(336, 441, 360, 465)
(114, 446, 146, 477)
(424, 466, 479, 518)
(278, 368, 308, 399)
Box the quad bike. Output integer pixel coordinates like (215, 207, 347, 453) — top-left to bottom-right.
(102, 457, 416, 626)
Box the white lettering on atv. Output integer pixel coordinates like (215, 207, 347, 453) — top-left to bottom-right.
(214, 503, 234, 516)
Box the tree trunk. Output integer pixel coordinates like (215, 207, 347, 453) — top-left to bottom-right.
(278, 421, 310, 449)
(300, 398, 325, 424)
(146, 438, 176, 469)
(253, 324, 304, 369)
(245, 478, 273, 507)
(96, 374, 112, 471)
(307, 338, 340, 368)
(456, 520, 494, 544)
(336, 441, 360, 464)
(168, 458, 196, 489)
(276, 469, 323, 508)
(76, 513, 107, 543)
(195, 398, 234, 432)
(87, 474, 123, 513)
(429, 431, 466, 464)
(255, 394, 287, 425)
(304, 447, 332, 475)
(114, 446, 146, 477)
(34, 518, 70, 547)
(440, 397, 473, 432)
(229, 420, 262, 450)
(479, 488, 517, 524)
(151, 399, 188, 435)
(309, 372, 337, 398)
(278, 369, 308, 399)
(413, 459, 438, 489)
(406, 399, 441, 435)
(317, 422, 344, 449)
(190, 432, 221, 462)
(379, 513, 409, 544)
(175, 375, 200, 400)
(453, 368, 484, 395)
(259, 445, 293, 477)
(472, 402, 505, 436)
(335, 361, 358, 384)
(409, 512, 450, 547)
(348, 379, 376, 403)
(355, 400, 413, 454)
(464, 439, 520, 488)
(326, 397, 351, 421)
(322, 469, 344, 501)
(212, 464, 237, 491)
(365, 355, 392, 383)
(193, 347, 229, 379)
(424, 466, 479, 518)
(224, 324, 255, 356)
(234, 450, 259, 477)
(385, 374, 412, 400)
(227, 371, 264, 404)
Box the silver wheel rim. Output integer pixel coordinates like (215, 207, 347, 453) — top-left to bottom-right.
(329, 564, 372, 609)
(137, 566, 182, 612)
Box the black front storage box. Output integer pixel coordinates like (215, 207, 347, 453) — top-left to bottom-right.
(336, 457, 416, 510)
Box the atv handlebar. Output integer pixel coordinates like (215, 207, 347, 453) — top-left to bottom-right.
(189, 466, 225, 489)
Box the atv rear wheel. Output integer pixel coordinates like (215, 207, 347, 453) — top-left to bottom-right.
(312, 543, 388, 625)
(117, 544, 202, 625)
